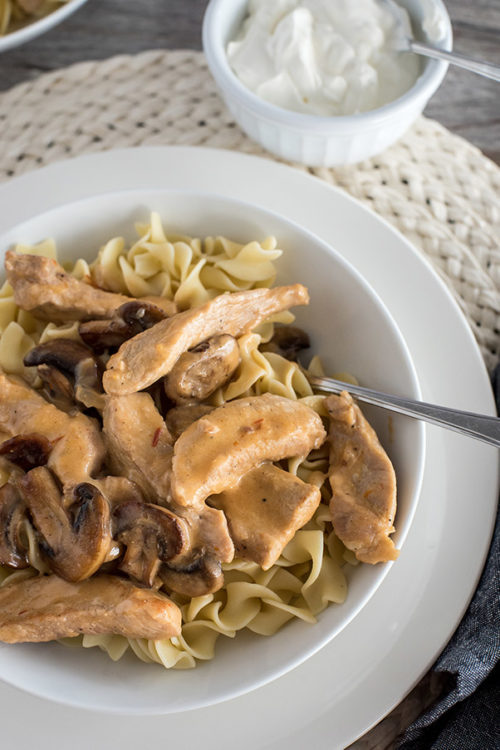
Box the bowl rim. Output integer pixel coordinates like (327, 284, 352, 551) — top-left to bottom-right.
(0, 0, 89, 53)
(0, 186, 425, 713)
(202, 0, 453, 131)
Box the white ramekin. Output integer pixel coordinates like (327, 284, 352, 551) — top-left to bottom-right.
(202, 0, 452, 166)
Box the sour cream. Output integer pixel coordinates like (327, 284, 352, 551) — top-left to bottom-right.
(227, 0, 422, 116)
(420, 0, 447, 42)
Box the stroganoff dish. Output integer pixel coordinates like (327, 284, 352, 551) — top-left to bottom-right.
(0, 215, 398, 669)
(0, 0, 67, 35)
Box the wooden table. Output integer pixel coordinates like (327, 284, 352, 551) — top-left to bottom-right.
(1, 0, 499, 163)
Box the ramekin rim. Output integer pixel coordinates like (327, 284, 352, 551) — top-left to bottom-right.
(202, 0, 453, 130)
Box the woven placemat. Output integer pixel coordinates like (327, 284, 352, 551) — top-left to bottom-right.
(0, 48, 498, 749)
(0, 49, 498, 373)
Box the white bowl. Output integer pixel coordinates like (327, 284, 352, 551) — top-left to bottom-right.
(0, 189, 425, 713)
(202, 0, 452, 166)
(0, 0, 88, 53)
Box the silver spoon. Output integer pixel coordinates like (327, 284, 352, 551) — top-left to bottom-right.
(401, 41, 500, 82)
(307, 375, 500, 449)
(380, 0, 500, 82)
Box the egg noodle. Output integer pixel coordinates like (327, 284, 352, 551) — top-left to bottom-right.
(0, 214, 356, 669)
(0, 0, 67, 35)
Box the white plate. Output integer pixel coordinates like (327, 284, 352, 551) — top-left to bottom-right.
(0, 147, 497, 749)
(0, 188, 425, 713)
(0, 0, 88, 53)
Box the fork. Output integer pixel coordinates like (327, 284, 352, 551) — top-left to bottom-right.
(308, 375, 500, 448)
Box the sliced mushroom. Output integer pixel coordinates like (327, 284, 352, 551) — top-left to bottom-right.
(113, 499, 190, 587)
(4, 251, 177, 322)
(325, 392, 398, 564)
(0, 573, 181, 643)
(165, 403, 214, 441)
(0, 371, 105, 486)
(24, 339, 101, 383)
(0, 483, 29, 569)
(79, 318, 130, 353)
(172, 393, 326, 508)
(164, 334, 240, 404)
(79, 300, 168, 353)
(18, 468, 112, 582)
(260, 325, 310, 361)
(37, 364, 75, 412)
(160, 553, 224, 597)
(24, 339, 104, 411)
(0, 433, 52, 472)
(104, 283, 309, 395)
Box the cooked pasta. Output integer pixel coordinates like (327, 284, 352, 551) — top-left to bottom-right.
(64, 504, 349, 670)
(0, 213, 355, 668)
(0, 0, 67, 35)
(91, 214, 281, 307)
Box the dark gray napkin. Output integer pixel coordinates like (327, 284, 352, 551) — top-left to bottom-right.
(396, 364, 500, 750)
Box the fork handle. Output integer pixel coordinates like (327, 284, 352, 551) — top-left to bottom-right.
(309, 376, 500, 448)
(409, 41, 500, 82)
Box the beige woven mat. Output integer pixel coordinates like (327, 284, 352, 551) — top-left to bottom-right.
(0, 49, 498, 374)
(0, 48, 498, 747)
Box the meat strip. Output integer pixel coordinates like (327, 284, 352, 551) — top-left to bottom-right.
(325, 392, 398, 564)
(0, 371, 104, 485)
(0, 574, 181, 642)
(102, 392, 234, 580)
(103, 392, 173, 504)
(210, 463, 321, 569)
(103, 284, 309, 395)
(4, 251, 176, 322)
(172, 393, 326, 508)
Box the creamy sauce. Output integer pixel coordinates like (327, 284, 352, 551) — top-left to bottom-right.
(227, 0, 422, 116)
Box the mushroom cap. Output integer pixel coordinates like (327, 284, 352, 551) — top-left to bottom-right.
(24, 339, 99, 377)
(0, 483, 29, 569)
(113, 499, 189, 588)
(164, 334, 240, 404)
(261, 325, 310, 361)
(18, 469, 112, 582)
(37, 364, 76, 412)
(24, 339, 104, 412)
(120, 300, 167, 328)
(0, 433, 52, 472)
(160, 553, 224, 597)
(79, 300, 168, 354)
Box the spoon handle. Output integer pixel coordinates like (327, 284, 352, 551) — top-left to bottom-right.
(409, 41, 500, 82)
(308, 375, 500, 448)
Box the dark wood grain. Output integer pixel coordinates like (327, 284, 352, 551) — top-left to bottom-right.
(0, 0, 498, 161)
(424, 0, 500, 163)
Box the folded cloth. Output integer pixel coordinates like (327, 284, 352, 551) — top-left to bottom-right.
(397, 364, 500, 750)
